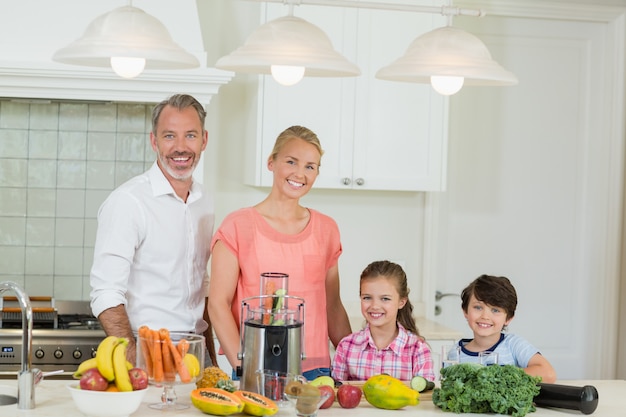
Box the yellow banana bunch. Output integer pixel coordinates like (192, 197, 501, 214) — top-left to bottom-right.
(96, 335, 121, 382)
(113, 338, 133, 392)
(74, 356, 132, 379)
(73, 357, 98, 379)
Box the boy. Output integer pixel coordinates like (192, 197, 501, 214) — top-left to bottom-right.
(456, 274, 556, 383)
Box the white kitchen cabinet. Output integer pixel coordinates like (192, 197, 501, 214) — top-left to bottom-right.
(245, 2, 448, 192)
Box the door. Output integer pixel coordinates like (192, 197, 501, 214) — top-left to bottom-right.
(424, 7, 624, 379)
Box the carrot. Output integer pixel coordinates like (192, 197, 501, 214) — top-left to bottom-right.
(177, 338, 189, 357)
(159, 329, 177, 382)
(161, 331, 192, 383)
(262, 281, 276, 324)
(151, 329, 164, 383)
(138, 325, 153, 378)
(263, 281, 276, 308)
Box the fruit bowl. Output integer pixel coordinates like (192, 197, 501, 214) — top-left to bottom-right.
(66, 384, 148, 417)
(284, 392, 331, 417)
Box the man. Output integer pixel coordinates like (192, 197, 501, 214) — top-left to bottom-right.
(90, 94, 216, 366)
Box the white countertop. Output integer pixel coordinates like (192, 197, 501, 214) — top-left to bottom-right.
(1, 379, 624, 417)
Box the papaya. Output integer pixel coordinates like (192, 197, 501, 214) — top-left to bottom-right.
(191, 388, 244, 416)
(233, 390, 278, 416)
(362, 374, 419, 410)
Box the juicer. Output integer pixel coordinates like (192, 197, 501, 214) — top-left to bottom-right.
(237, 294, 305, 392)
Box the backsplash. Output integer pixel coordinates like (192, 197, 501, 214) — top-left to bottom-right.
(0, 99, 154, 300)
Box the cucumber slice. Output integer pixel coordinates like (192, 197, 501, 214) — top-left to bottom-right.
(410, 375, 428, 392)
(273, 288, 287, 310)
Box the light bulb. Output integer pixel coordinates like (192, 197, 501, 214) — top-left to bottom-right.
(110, 57, 146, 79)
(431, 75, 465, 96)
(271, 65, 305, 86)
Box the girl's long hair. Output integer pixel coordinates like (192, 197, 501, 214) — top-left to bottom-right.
(360, 260, 420, 337)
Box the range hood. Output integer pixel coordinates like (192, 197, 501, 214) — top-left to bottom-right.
(0, 0, 232, 104)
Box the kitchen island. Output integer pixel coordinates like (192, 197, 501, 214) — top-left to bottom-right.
(0, 379, 624, 417)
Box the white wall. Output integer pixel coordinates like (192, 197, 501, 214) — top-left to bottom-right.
(201, 1, 429, 318)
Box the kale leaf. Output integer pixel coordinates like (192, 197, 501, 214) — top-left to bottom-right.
(432, 363, 542, 417)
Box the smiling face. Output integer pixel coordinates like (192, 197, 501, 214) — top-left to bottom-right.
(360, 276, 407, 330)
(463, 294, 512, 340)
(267, 137, 320, 198)
(150, 105, 207, 183)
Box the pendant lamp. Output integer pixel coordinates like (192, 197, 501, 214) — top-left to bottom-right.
(215, 15, 360, 86)
(52, 5, 199, 79)
(376, 26, 518, 95)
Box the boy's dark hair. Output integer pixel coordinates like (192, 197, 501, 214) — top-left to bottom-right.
(461, 275, 518, 320)
(360, 260, 420, 337)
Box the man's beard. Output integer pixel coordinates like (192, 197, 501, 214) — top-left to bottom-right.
(157, 151, 197, 181)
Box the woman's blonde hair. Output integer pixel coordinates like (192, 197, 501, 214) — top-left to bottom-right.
(268, 125, 324, 165)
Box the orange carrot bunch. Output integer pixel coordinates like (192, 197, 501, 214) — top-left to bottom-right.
(137, 326, 193, 383)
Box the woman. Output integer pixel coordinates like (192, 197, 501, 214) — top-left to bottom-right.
(208, 125, 352, 379)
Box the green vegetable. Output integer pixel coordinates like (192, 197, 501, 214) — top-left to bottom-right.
(409, 375, 434, 392)
(432, 363, 541, 417)
(215, 378, 237, 393)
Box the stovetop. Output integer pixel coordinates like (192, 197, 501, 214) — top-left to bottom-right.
(0, 299, 102, 330)
(0, 300, 106, 378)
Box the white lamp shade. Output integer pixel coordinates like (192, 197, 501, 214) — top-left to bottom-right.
(215, 15, 360, 77)
(376, 26, 518, 86)
(52, 6, 199, 70)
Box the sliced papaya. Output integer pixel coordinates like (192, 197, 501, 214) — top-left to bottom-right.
(191, 388, 244, 416)
(234, 390, 278, 416)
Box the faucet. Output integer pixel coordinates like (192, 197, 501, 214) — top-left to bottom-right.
(0, 281, 35, 409)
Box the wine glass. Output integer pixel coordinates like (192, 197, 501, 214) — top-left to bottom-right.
(136, 331, 205, 410)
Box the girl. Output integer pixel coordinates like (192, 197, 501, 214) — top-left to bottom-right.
(331, 260, 434, 381)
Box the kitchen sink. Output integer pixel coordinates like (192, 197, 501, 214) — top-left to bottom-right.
(0, 385, 17, 406)
(0, 394, 17, 406)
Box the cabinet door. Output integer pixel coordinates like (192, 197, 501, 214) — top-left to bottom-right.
(351, 8, 448, 191)
(250, 3, 358, 189)
(249, 2, 448, 191)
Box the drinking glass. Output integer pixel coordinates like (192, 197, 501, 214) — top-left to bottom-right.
(256, 369, 307, 409)
(136, 331, 205, 410)
(441, 344, 461, 368)
(479, 351, 499, 366)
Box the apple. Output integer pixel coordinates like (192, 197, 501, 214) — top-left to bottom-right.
(128, 367, 149, 390)
(318, 385, 335, 409)
(79, 368, 108, 391)
(337, 384, 362, 409)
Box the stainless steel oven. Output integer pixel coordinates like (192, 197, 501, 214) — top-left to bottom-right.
(0, 299, 105, 379)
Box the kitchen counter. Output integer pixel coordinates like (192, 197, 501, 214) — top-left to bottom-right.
(348, 316, 463, 340)
(1, 379, 624, 416)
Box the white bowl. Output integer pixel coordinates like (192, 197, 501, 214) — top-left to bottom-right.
(66, 384, 148, 417)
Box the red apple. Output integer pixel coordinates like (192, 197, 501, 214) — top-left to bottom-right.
(128, 367, 149, 390)
(318, 385, 335, 409)
(79, 368, 109, 391)
(337, 384, 362, 409)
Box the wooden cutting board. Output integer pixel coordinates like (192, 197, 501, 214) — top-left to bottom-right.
(341, 380, 434, 401)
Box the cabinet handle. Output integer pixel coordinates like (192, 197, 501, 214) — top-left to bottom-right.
(342, 177, 351, 186)
(355, 178, 365, 186)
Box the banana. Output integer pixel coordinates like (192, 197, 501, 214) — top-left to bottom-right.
(73, 357, 98, 379)
(113, 338, 133, 392)
(96, 335, 120, 382)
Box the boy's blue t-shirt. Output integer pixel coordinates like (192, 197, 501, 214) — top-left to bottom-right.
(458, 333, 539, 368)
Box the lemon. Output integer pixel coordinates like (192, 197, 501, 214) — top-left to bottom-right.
(183, 353, 201, 378)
